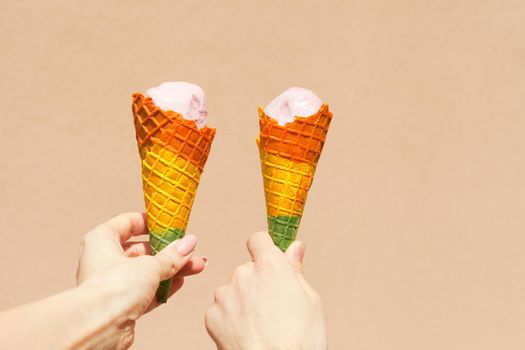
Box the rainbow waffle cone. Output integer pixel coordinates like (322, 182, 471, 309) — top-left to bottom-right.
(257, 104, 332, 251)
(132, 93, 215, 302)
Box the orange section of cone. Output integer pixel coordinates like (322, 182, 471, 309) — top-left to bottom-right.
(258, 104, 332, 166)
(132, 93, 216, 172)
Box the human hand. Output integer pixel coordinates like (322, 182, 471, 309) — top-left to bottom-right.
(205, 232, 327, 350)
(75, 212, 206, 349)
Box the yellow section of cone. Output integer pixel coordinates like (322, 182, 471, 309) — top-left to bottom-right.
(132, 93, 216, 303)
(142, 143, 201, 237)
(260, 150, 316, 217)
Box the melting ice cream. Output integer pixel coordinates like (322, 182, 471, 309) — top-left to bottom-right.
(147, 81, 207, 129)
(264, 87, 322, 126)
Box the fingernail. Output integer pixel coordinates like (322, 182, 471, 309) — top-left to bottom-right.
(294, 242, 305, 262)
(202, 257, 208, 267)
(173, 235, 197, 255)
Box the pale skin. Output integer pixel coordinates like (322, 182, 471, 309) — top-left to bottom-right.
(0, 213, 327, 349)
(205, 232, 328, 350)
(0, 212, 206, 350)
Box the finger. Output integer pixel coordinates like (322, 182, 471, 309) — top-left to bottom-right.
(247, 231, 281, 261)
(124, 243, 207, 276)
(145, 277, 185, 313)
(123, 241, 151, 257)
(154, 235, 198, 280)
(229, 261, 254, 283)
(145, 256, 206, 313)
(145, 256, 207, 313)
(176, 256, 207, 277)
(95, 212, 148, 244)
(284, 241, 305, 275)
(83, 213, 148, 258)
(284, 241, 317, 296)
(205, 304, 223, 344)
(168, 277, 185, 297)
(213, 285, 229, 304)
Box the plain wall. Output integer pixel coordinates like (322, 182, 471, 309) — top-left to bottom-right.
(1, 1, 524, 349)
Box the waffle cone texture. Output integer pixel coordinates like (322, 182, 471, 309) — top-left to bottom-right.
(132, 93, 215, 302)
(257, 104, 332, 251)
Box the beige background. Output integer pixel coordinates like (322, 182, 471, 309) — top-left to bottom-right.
(1, 0, 525, 349)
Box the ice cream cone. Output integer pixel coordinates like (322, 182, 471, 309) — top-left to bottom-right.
(257, 104, 332, 251)
(132, 92, 215, 302)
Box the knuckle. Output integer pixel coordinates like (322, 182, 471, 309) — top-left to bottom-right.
(253, 231, 268, 239)
(113, 213, 131, 231)
(105, 213, 135, 235)
(247, 231, 266, 248)
(205, 306, 220, 331)
(142, 255, 164, 274)
(123, 213, 136, 231)
(82, 230, 99, 244)
(246, 237, 255, 252)
(257, 252, 280, 269)
(91, 224, 113, 239)
(169, 261, 178, 275)
(205, 306, 215, 321)
(232, 264, 250, 280)
(163, 258, 178, 276)
(126, 245, 139, 257)
(214, 285, 228, 303)
(156, 253, 176, 274)
(115, 212, 132, 224)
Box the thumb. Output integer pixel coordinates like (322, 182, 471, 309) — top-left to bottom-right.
(154, 235, 197, 280)
(284, 241, 305, 275)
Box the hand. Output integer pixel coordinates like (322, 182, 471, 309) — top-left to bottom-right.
(76, 212, 206, 349)
(205, 232, 327, 350)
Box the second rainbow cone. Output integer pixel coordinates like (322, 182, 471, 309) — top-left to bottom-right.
(257, 88, 332, 251)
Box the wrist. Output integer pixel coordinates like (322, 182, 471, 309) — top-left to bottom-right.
(0, 286, 134, 350)
(75, 283, 132, 319)
(62, 286, 134, 349)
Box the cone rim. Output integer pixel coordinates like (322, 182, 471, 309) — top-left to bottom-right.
(257, 103, 332, 126)
(132, 92, 216, 134)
